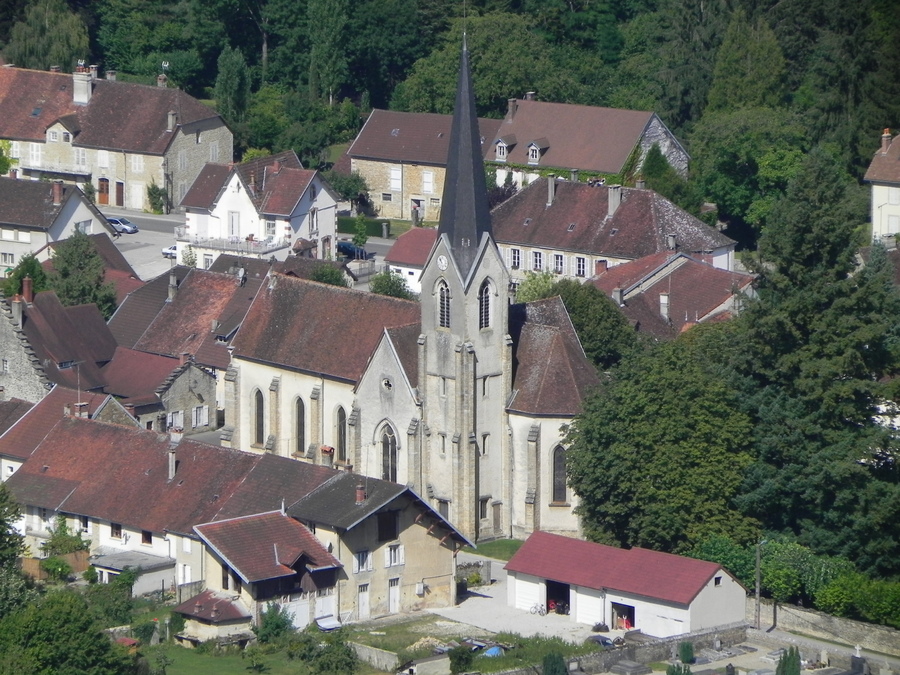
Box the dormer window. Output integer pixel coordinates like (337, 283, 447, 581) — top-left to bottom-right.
(496, 143, 507, 161)
(528, 145, 540, 163)
(495, 135, 516, 162)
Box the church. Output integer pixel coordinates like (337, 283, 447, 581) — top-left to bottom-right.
(223, 42, 599, 542)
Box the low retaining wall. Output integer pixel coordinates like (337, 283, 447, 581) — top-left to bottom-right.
(748, 600, 900, 658)
(350, 641, 400, 672)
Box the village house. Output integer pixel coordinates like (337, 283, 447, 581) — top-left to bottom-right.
(0, 177, 115, 272)
(491, 177, 736, 289)
(177, 151, 338, 265)
(505, 531, 747, 637)
(864, 129, 900, 243)
(383, 227, 438, 294)
(489, 95, 689, 189)
(0, 65, 232, 211)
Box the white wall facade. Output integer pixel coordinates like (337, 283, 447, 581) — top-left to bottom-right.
(871, 183, 900, 242)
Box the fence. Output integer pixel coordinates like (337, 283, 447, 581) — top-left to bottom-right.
(19, 550, 89, 581)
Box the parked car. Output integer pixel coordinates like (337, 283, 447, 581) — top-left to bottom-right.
(108, 217, 139, 234)
(336, 240, 367, 259)
(587, 635, 615, 649)
(161, 245, 177, 259)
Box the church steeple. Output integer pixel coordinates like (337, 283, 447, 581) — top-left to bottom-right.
(437, 36, 492, 279)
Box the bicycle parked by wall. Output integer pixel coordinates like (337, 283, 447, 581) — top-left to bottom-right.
(530, 603, 547, 616)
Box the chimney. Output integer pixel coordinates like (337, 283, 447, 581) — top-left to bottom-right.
(608, 185, 622, 218)
(167, 110, 177, 132)
(9, 168, 16, 179)
(506, 98, 517, 121)
(10, 294, 23, 328)
(52, 180, 63, 206)
(124, 403, 135, 417)
(356, 484, 367, 505)
(22, 275, 33, 303)
(273, 159, 281, 174)
(105, 70, 116, 81)
(89, 64, 99, 79)
(524, 91, 536, 100)
(660, 292, 669, 321)
(570, 169, 578, 181)
(168, 447, 178, 480)
(49, 65, 60, 73)
(64, 403, 71, 416)
(636, 178, 646, 189)
(595, 260, 608, 275)
(73, 70, 92, 105)
(157, 73, 168, 88)
(547, 176, 556, 206)
(611, 288, 624, 306)
(250, 172, 256, 193)
(882, 129, 892, 155)
(168, 271, 177, 301)
(666, 233, 677, 250)
(179, 352, 191, 366)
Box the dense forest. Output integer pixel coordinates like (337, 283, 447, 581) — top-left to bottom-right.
(3, 0, 900, 622)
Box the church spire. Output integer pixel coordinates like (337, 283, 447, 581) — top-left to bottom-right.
(437, 35, 492, 279)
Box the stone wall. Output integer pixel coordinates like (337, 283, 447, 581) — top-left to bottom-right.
(350, 642, 400, 672)
(749, 599, 900, 658)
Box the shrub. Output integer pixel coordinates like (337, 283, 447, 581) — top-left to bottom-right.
(132, 620, 157, 645)
(82, 566, 98, 584)
(254, 603, 294, 644)
(40, 556, 72, 582)
(449, 646, 475, 674)
(679, 642, 695, 664)
(466, 571, 482, 587)
(41, 515, 89, 556)
(543, 652, 568, 675)
(168, 611, 186, 637)
(668, 663, 692, 675)
(285, 631, 319, 661)
(316, 631, 358, 674)
(776, 647, 800, 675)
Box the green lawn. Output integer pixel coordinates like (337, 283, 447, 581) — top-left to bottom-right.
(465, 539, 525, 561)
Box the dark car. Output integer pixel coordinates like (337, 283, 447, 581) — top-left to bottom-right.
(336, 240, 367, 259)
(587, 635, 615, 649)
(108, 217, 138, 234)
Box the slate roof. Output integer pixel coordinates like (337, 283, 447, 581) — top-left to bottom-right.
(0, 177, 85, 229)
(505, 531, 724, 606)
(348, 109, 501, 165)
(277, 256, 357, 283)
(195, 511, 341, 583)
(14, 291, 116, 391)
(491, 179, 734, 261)
(180, 164, 231, 209)
(507, 297, 600, 416)
(174, 589, 251, 622)
(385, 324, 421, 389)
(107, 266, 192, 349)
(492, 100, 661, 174)
(0, 386, 107, 460)
(100, 346, 180, 403)
(42, 233, 143, 304)
(0, 67, 221, 154)
(384, 227, 438, 267)
(232, 274, 420, 383)
(0, 399, 33, 436)
(591, 253, 754, 337)
(864, 132, 900, 184)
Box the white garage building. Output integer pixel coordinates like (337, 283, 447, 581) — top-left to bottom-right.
(505, 532, 747, 638)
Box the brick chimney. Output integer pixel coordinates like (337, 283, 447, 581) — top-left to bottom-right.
(22, 275, 33, 303)
(179, 352, 191, 366)
(506, 98, 518, 122)
(273, 159, 281, 174)
(73, 69, 92, 105)
(595, 260, 608, 275)
(9, 168, 16, 179)
(356, 484, 367, 505)
(882, 129, 892, 155)
(49, 65, 60, 73)
(52, 180, 63, 206)
(157, 73, 168, 88)
(608, 185, 622, 218)
(106, 70, 116, 81)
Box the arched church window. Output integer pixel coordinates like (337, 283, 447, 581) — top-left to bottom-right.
(254, 389, 264, 446)
(478, 279, 491, 329)
(438, 280, 450, 328)
(381, 425, 397, 482)
(552, 445, 567, 503)
(336, 406, 347, 462)
(295, 398, 305, 456)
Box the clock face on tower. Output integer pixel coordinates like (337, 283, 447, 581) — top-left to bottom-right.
(437, 255, 448, 271)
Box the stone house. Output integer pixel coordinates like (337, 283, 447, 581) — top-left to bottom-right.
(864, 129, 900, 243)
(346, 109, 502, 222)
(0, 177, 115, 272)
(0, 66, 232, 211)
(505, 531, 747, 637)
(178, 151, 338, 265)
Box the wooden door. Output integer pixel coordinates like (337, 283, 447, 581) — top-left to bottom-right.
(115, 182, 124, 206)
(98, 178, 109, 205)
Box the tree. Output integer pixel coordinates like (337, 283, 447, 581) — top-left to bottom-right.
(3, 0, 89, 72)
(0, 591, 131, 675)
(310, 265, 349, 288)
(214, 46, 251, 126)
(543, 652, 567, 675)
(0, 483, 24, 569)
(47, 229, 117, 319)
(689, 535, 755, 587)
(323, 171, 369, 212)
(0, 144, 11, 176)
(0, 254, 48, 298)
(253, 603, 293, 644)
(41, 515, 89, 557)
(566, 327, 758, 552)
(514, 271, 557, 303)
(352, 213, 368, 249)
(0, 567, 38, 622)
(307, 0, 348, 105)
(776, 647, 801, 675)
(369, 271, 415, 300)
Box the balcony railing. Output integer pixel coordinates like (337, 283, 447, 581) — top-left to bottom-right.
(174, 226, 290, 255)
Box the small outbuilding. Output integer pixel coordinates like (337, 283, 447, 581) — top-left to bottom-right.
(505, 532, 746, 638)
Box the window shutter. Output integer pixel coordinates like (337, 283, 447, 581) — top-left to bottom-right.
(399, 545, 405, 565)
(352, 555, 360, 574)
(367, 552, 373, 571)
(384, 548, 392, 568)
(201, 406, 209, 426)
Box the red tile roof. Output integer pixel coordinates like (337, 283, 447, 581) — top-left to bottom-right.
(232, 274, 420, 383)
(493, 100, 658, 174)
(195, 511, 340, 583)
(0, 399, 34, 435)
(505, 531, 723, 605)
(108, 266, 193, 349)
(384, 227, 438, 267)
(100, 347, 180, 402)
(492, 179, 734, 261)
(349, 109, 502, 165)
(180, 164, 231, 209)
(864, 133, 900, 184)
(174, 589, 251, 622)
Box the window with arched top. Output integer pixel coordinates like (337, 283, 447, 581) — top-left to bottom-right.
(295, 398, 305, 456)
(254, 390, 265, 446)
(438, 280, 450, 328)
(478, 279, 492, 329)
(552, 446, 567, 503)
(381, 425, 397, 482)
(336, 406, 347, 462)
